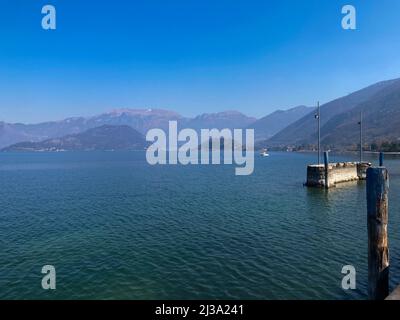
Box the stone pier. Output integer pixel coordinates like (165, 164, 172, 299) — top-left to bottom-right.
(306, 162, 371, 188)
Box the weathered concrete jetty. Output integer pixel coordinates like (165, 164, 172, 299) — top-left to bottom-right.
(306, 152, 371, 188)
(305, 149, 400, 299)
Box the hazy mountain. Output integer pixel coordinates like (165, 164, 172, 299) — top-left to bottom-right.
(3, 76, 400, 151)
(0, 117, 92, 149)
(248, 105, 313, 141)
(267, 78, 400, 148)
(321, 79, 400, 147)
(186, 111, 256, 132)
(2, 125, 147, 152)
(0, 109, 183, 149)
(0, 109, 256, 149)
(87, 108, 185, 133)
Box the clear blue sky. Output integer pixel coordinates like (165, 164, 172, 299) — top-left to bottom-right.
(1, 0, 400, 123)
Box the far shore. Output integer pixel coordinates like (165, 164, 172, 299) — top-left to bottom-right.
(287, 150, 400, 155)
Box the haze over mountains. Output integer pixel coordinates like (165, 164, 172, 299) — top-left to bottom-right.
(2, 125, 148, 152)
(0, 109, 182, 149)
(0, 108, 304, 150)
(1, 77, 400, 151)
(267, 78, 400, 149)
(249, 105, 313, 140)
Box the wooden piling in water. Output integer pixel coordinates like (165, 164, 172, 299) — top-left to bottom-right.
(366, 167, 389, 300)
(379, 152, 384, 167)
(324, 151, 329, 188)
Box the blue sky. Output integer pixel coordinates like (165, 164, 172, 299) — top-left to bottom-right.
(1, 0, 400, 123)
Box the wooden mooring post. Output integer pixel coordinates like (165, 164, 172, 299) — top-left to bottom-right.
(324, 151, 329, 189)
(366, 167, 389, 300)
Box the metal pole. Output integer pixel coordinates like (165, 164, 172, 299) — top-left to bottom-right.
(318, 102, 321, 165)
(314, 102, 321, 164)
(359, 112, 363, 163)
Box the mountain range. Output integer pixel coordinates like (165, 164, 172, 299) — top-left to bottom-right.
(0, 108, 306, 150)
(0, 109, 182, 149)
(266, 78, 400, 149)
(2, 125, 147, 152)
(2, 77, 400, 151)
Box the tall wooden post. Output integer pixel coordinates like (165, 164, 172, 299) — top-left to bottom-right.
(324, 151, 329, 188)
(379, 152, 384, 167)
(366, 167, 389, 300)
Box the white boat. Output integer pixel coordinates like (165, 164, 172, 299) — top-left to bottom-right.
(260, 149, 269, 157)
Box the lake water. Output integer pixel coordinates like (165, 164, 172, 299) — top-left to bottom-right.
(1, 151, 400, 300)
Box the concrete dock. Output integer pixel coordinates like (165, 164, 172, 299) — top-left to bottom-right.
(306, 161, 371, 188)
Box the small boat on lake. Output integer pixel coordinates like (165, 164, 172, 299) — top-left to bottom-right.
(260, 149, 269, 157)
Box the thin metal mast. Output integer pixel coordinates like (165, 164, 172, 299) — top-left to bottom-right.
(315, 102, 321, 164)
(359, 111, 363, 163)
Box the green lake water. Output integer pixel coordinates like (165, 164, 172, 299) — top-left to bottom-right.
(1, 151, 400, 299)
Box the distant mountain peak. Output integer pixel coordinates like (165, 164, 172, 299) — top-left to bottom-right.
(106, 108, 182, 117)
(2, 125, 147, 152)
(186, 110, 256, 131)
(270, 105, 311, 114)
(193, 110, 255, 121)
(249, 105, 313, 141)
